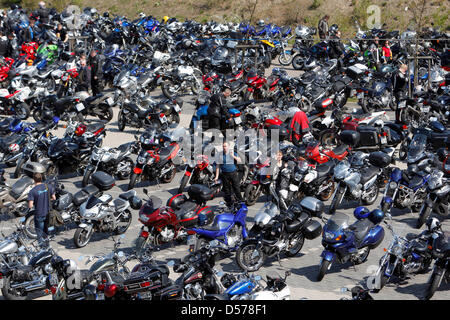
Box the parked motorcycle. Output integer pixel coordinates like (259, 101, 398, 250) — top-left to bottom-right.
(317, 207, 385, 281)
(236, 197, 323, 272)
(73, 172, 141, 248)
(82, 142, 137, 187)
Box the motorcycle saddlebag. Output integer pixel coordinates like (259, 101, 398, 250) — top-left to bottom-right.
(90, 171, 115, 191)
(356, 126, 380, 147)
(339, 130, 360, 146)
(332, 81, 346, 93)
(430, 132, 450, 150)
(188, 184, 214, 203)
(22, 162, 46, 178)
(299, 197, 324, 218)
(368, 151, 391, 168)
(73, 185, 100, 206)
(303, 220, 323, 240)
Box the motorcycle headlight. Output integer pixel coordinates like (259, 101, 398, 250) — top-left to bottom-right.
(92, 153, 100, 161)
(389, 181, 397, 190)
(324, 231, 334, 240)
(139, 213, 150, 222)
(294, 172, 302, 182)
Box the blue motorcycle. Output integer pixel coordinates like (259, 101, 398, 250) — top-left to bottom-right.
(318, 207, 385, 281)
(188, 202, 249, 253)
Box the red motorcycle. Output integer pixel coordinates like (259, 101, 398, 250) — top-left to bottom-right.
(0, 57, 14, 86)
(19, 42, 39, 61)
(243, 69, 281, 101)
(135, 185, 215, 249)
(177, 154, 222, 194)
(305, 140, 349, 164)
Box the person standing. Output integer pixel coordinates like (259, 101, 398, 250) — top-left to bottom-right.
(318, 15, 329, 39)
(207, 85, 231, 131)
(21, 18, 38, 44)
(27, 173, 56, 243)
(214, 141, 244, 208)
(88, 49, 103, 96)
(77, 54, 91, 92)
(393, 64, 409, 122)
(381, 40, 393, 64)
(56, 23, 68, 43)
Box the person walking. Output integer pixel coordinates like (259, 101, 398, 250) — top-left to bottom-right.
(214, 141, 244, 208)
(27, 173, 56, 243)
(318, 15, 329, 39)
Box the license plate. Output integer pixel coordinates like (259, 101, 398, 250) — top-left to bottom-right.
(160, 115, 167, 123)
(106, 97, 114, 106)
(357, 92, 364, 99)
(420, 106, 430, 113)
(381, 136, 387, 145)
(187, 235, 196, 246)
(76, 103, 85, 111)
(234, 116, 242, 125)
(173, 104, 181, 112)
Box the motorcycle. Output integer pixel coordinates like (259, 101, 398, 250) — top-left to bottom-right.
(367, 219, 439, 292)
(73, 172, 141, 248)
(135, 185, 216, 250)
(317, 207, 386, 281)
(81, 142, 137, 187)
(416, 161, 450, 228)
(328, 151, 392, 214)
(187, 202, 249, 253)
(236, 196, 323, 272)
(161, 64, 202, 99)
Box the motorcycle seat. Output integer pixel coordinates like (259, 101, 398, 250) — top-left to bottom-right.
(360, 165, 379, 185)
(116, 143, 131, 155)
(412, 243, 428, 254)
(175, 201, 198, 219)
(85, 122, 105, 134)
(158, 145, 176, 162)
(286, 212, 309, 233)
(113, 198, 129, 211)
(328, 145, 348, 159)
(349, 219, 375, 242)
(10, 176, 33, 200)
(0, 118, 12, 132)
(85, 94, 103, 105)
(119, 190, 137, 202)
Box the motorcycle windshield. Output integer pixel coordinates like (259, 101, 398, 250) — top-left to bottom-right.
(325, 212, 349, 232)
(407, 134, 427, 164)
(212, 47, 228, 62)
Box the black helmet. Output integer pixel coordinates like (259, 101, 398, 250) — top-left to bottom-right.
(42, 109, 54, 122)
(130, 196, 142, 210)
(329, 24, 339, 35)
(368, 208, 385, 224)
(103, 12, 109, 18)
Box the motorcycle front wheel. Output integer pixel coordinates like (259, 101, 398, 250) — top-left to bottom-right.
(128, 172, 139, 190)
(292, 54, 306, 70)
(362, 185, 379, 205)
(82, 168, 94, 187)
(236, 242, 266, 272)
(285, 233, 305, 257)
(278, 51, 293, 65)
(317, 259, 331, 281)
(114, 210, 132, 235)
(73, 227, 93, 248)
(178, 175, 190, 194)
(161, 80, 179, 99)
(13, 156, 26, 179)
(24, 215, 38, 238)
(2, 276, 27, 300)
(244, 184, 261, 206)
(424, 269, 442, 300)
(328, 186, 345, 214)
(14, 103, 30, 120)
(117, 110, 126, 132)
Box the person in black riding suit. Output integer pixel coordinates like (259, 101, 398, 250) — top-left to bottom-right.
(392, 64, 409, 122)
(207, 85, 232, 131)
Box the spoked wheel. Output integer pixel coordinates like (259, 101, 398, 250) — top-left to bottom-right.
(235, 241, 266, 272)
(244, 184, 261, 206)
(24, 215, 38, 238)
(319, 180, 336, 201)
(114, 210, 132, 235)
(285, 234, 305, 257)
(117, 110, 126, 132)
(278, 51, 293, 65)
(354, 247, 370, 264)
(2, 276, 27, 300)
(362, 185, 379, 205)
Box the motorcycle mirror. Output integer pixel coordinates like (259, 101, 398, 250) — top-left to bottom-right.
(143, 188, 148, 195)
(19, 217, 25, 223)
(285, 271, 291, 277)
(219, 201, 225, 206)
(117, 251, 125, 258)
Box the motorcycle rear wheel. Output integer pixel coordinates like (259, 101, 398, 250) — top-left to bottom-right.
(98, 106, 113, 122)
(161, 165, 177, 183)
(285, 233, 305, 257)
(362, 185, 379, 205)
(24, 215, 38, 239)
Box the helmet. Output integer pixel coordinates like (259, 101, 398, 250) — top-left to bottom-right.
(272, 67, 282, 76)
(38, 1, 45, 8)
(257, 19, 265, 27)
(162, 16, 169, 23)
(354, 206, 370, 220)
(426, 217, 441, 231)
(130, 196, 143, 210)
(436, 148, 448, 162)
(64, 259, 78, 275)
(368, 209, 385, 224)
(329, 24, 339, 36)
(42, 109, 53, 121)
(103, 12, 109, 18)
(139, 12, 145, 18)
(50, 255, 64, 269)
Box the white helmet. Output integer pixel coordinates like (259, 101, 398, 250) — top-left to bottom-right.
(426, 217, 441, 231)
(65, 259, 78, 275)
(139, 12, 145, 18)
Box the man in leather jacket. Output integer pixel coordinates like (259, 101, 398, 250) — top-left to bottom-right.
(393, 64, 409, 122)
(35, 2, 49, 24)
(88, 49, 103, 95)
(208, 86, 231, 131)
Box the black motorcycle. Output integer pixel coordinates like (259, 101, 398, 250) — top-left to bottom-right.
(117, 97, 182, 132)
(82, 142, 138, 187)
(235, 197, 323, 272)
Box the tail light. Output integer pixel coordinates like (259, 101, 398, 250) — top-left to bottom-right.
(140, 230, 149, 238)
(97, 283, 105, 291)
(50, 286, 57, 295)
(104, 284, 118, 298)
(402, 125, 408, 130)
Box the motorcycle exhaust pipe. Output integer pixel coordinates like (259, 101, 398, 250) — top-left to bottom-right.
(10, 277, 45, 290)
(24, 281, 47, 292)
